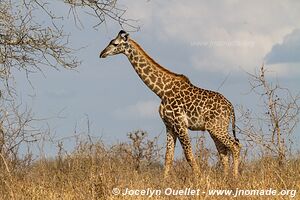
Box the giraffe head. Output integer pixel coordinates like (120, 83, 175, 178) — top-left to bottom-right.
(99, 30, 130, 58)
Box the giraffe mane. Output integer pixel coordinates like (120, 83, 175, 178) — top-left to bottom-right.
(129, 39, 191, 83)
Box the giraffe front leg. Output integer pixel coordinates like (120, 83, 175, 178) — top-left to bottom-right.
(164, 127, 177, 178)
(176, 126, 200, 175)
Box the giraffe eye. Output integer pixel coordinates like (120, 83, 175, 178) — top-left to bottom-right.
(111, 42, 118, 46)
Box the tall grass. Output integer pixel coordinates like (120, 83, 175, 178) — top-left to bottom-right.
(0, 131, 299, 200)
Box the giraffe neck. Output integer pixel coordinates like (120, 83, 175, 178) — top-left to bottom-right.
(124, 39, 189, 100)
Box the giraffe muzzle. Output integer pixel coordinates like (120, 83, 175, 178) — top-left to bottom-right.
(99, 50, 107, 58)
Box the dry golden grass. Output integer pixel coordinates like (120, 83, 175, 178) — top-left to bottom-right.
(0, 137, 299, 200)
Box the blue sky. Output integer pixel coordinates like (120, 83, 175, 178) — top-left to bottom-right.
(16, 0, 300, 156)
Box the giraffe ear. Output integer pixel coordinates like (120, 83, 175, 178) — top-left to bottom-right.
(118, 30, 129, 41)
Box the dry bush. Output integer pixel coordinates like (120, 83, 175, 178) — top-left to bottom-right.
(112, 130, 162, 172)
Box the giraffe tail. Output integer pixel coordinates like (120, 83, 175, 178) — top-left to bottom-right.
(231, 106, 239, 142)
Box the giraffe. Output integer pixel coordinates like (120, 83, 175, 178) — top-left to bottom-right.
(99, 30, 242, 178)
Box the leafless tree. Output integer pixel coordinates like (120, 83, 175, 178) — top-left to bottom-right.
(238, 64, 300, 164)
(0, 0, 137, 168)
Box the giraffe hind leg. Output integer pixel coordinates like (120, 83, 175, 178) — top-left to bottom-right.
(231, 138, 241, 178)
(210, 130, 241, 178)
(211, 134, 229, 176)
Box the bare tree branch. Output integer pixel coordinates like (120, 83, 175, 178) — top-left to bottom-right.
(237, 64, 300, 164)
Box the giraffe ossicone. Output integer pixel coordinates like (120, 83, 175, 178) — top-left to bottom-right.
(99, 30, 242, 178)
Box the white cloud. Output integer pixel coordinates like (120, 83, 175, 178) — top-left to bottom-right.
(123, 0, 300, 75)
(265, 29, 300, 64)
(113, 100, 160, 120)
